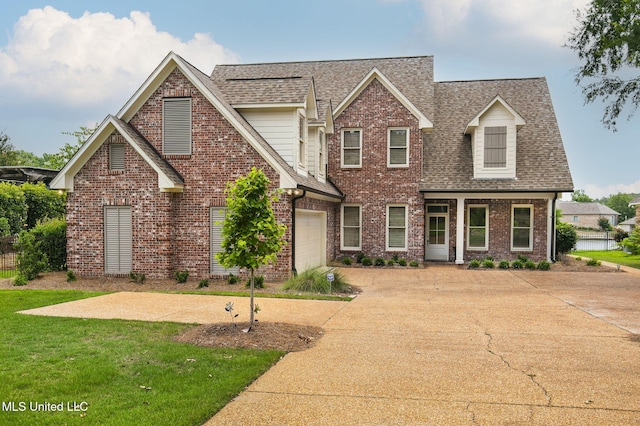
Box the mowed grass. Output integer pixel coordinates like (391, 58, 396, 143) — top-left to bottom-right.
(572, 250, 640, 269)
(0, 290, 283, 426)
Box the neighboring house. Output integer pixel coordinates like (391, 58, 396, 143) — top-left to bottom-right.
(557, 201, 619, 229)
(631, 197, 640, 226)
(619, 217, 636, 233)
(51, 52, 573, 279)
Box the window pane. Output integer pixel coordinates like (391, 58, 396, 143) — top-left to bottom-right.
(343, 206, 360, 226)
(513, 229, 530, 248)
(389, 147, 407, 165)
(343, 228, 360, 248)
(389, 129, 407, 147)
(388, 207, 405, 227)
(343, 149, 360, 166)
(513, 208, 531, 227)
(389, 228, 405, 248)
(343, 131, 360, 148)
(469, 228, 486, 248)
(484, 126, 506, 168)
(469, 207, 486, 226)
(427, 205, 448, 214)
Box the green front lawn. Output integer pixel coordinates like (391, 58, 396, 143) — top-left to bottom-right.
(0, 290, 283, 426)
(572, 250, 640, 269)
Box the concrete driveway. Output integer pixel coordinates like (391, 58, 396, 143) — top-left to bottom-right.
(20, 266, 640, 424)
(208, 267, 640, 425)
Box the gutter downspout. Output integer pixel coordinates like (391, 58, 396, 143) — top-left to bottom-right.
(290, 189, 306, 277)
(551, 192, 558, 262)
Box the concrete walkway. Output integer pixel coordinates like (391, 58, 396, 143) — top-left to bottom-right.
(20, 267, 640, 425)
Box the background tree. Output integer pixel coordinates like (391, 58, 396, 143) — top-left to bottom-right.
(572, 189, 594, 202)
(0, 132, 18, 166)
(216, 167, 286, 328)
(44, 125, 97, 170)
(568, 0, 640, 130)
(597, 217, 613, 231)
(597, 192, 638, 221)
(556, 221, 578, 256)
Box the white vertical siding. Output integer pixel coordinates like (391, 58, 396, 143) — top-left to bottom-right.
(238, 108, 296, 167)
(473, 103, 517, 179)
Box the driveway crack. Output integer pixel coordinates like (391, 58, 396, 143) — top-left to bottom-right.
(483, 329, 552, 407)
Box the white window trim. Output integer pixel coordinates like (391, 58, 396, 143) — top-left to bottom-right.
(386, 204, 408, 251)
(341, 204, 362, 250)
(109, 143, 125, 171)
(387, 127, 409, 168)
(341, 128, 362, 168)
(511, 204, 534, 251)
(298, 114, 307, 170)
(162, 97, 192, 155)
(318, 130, 325, 178)
(467, 205, 488, 251)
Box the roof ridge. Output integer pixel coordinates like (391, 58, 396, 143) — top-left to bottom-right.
(214, 55, 433, 68)
(437, 77, 545, 84)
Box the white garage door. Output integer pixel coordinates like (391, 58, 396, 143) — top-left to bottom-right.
(295, 209, 326, 272)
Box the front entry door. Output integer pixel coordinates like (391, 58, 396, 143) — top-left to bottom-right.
(425, 206, 449, 261)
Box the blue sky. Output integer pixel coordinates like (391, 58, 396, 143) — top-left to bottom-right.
(0, 0, 638, 199)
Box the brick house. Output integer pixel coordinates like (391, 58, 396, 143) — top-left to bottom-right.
(51, 52, 573, 279)
(557, 201, 620, 230)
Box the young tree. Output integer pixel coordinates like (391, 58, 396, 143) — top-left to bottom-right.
(568, 0, 640, 130)
(216, 167, 286, 328)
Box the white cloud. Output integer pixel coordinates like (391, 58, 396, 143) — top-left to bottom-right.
(584, 181, 640, 199)
(417, 0, 590, 46)
(0, 6, 239, 107)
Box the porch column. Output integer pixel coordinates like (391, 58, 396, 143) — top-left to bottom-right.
(455, 196, 465, 264)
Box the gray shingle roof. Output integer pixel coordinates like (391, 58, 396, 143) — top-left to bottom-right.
(211, 56, 435, 122)
(180, 56, 343, 199)
(215, 76, 313, 105)
(111, 116, 184, 186)
(556, 201, 619, 215)
(420, 78, 574, 192)
(630, 196, 640, 206)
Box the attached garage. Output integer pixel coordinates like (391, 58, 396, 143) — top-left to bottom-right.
(294, 209, 326, 273)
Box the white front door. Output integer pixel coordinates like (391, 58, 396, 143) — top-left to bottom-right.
(425, 206, 449, 261)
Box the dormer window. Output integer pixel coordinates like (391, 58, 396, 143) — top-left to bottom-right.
(484, 126, 507, 168)
(465, 95, 525, 180)
(298, 115, 306, 169)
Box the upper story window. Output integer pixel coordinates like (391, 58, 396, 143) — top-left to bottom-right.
(109, 144, 125, 171)
(484, 126, 506, 168)
(298, 115, 306, 168)
(388, 128, 409, 167)
(163, 98, 191, 155)
(318, 130, 325, 178)
(341, 129, 362, 168)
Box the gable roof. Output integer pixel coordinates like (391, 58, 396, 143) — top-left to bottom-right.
(50, 115, 184, 192)
(211, 56, 435, 125)
(421, 78, 574, 193)
(557, 201, 619, 216)
(464, 95, 526, 134)
(53, 52, 342, 199)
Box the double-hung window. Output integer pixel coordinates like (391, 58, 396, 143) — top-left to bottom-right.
(388, 128, 409, 167)
(318, 130, 325, 177)
(484, 126, 507, 168)
(387, 205, 407, 251)
(467, 205, 488, 250)
(298, 115, 306, 168)
(512, 205, 533, 251)
(163, 98, 192, 155)
(341, 129, 362, 168)
(341, 205, 361, 250)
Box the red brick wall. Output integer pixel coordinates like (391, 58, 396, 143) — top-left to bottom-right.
(68, 69, 294, 280)
(328, 79, 424, 261)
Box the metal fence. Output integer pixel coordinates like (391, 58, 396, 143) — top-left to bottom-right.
(0, 235, 18, 274)
(574, 231, 618, 251)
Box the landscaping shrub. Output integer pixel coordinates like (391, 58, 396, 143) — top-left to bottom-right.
(537, 260, 551, 271)
(482, 259, 495, 269)
(227, 273, 239, 284)
(517, 254, 529, 263)
(13, 274, 28, 286)
(0, 182, 27, 234)
(66, 270, 77, 282)
(409, 260, 420, 267)
(397, 259, 407, 266)
(245, 275, 265, 289)
(511, 260, 524, 269)
(356, 252, 366, 264)
(15, 231, 48, 280)
(198, 279, 209, 288)
(469, 259, 481, 268)
(175, 270, 189, 283)
(525, 260, 537, 270)
(556, 222, 578, 254)
(28, 218, 66, 271)
(129, 271, 146, 284)
(586, 258, 601, 266)
(341, 257, 352, 265)
(499, 260, 510, 269)
(21, 182, 66, 229)
(613, 227, 629, 243)
(361, 257, 373, 266)
(621, 228, 640, 255)
(387, 259, 395, 266)
(374, 257, 385, 267)
(282, 268, 349, 294)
